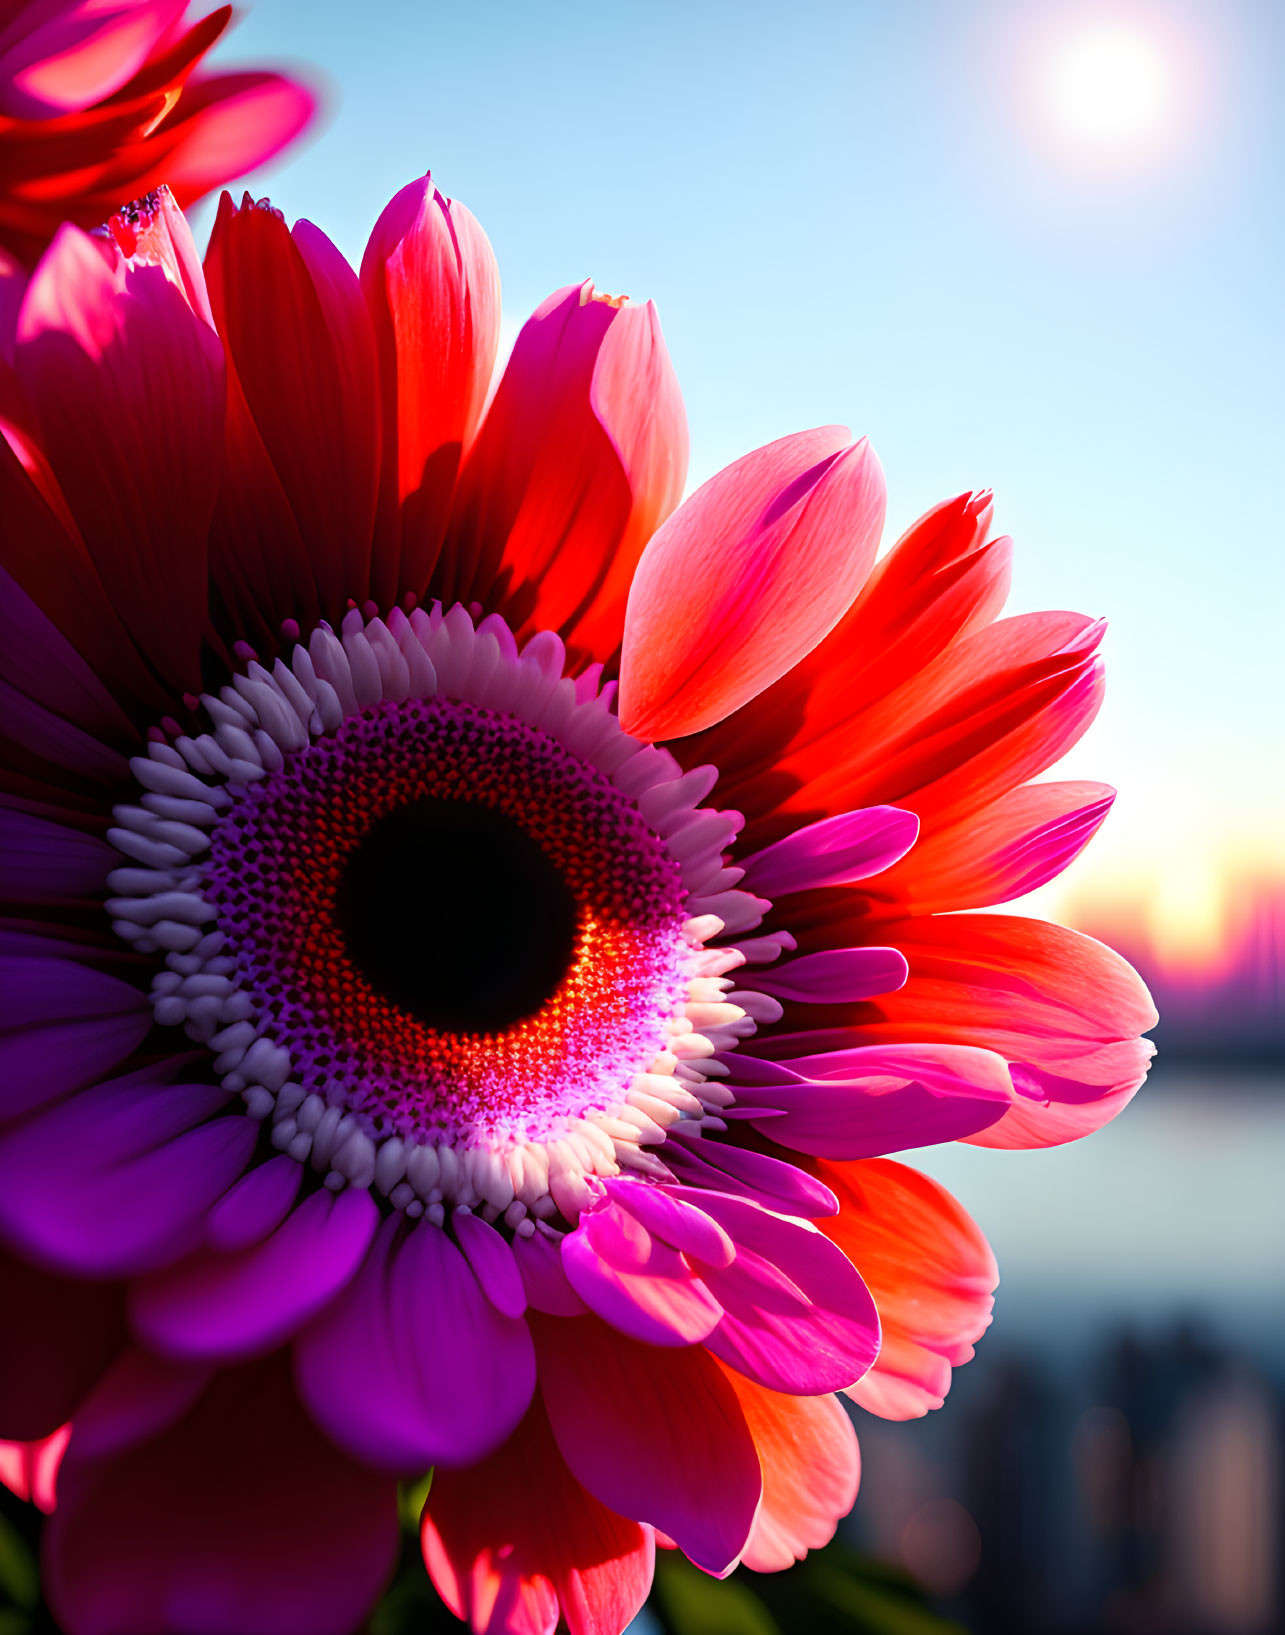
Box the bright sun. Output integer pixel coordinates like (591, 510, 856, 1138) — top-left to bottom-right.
(1044, 21, 1174, 153)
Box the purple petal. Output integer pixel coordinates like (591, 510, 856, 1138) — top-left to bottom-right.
(205, 1155, 302, 1252)
(739, 805, 919, 896)
(750, 946, 909, 1004)
(730, 1043, 1014, 1157)
(453, 1210, 526, 1319)
(0, 564, 136, 745)
(0, 957, 150, 1120)
(0, 808, 117, 901)
(130, 1187, 378, 1361)
(0, 1078, 256, 1276)
(295, 1215, 535, 1473)
(675, 1187, 881, 1394)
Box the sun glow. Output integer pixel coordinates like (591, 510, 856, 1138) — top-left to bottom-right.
(1041, 19, 1176, 158)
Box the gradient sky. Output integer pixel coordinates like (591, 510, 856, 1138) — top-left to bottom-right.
(209, 0, 1283, 940)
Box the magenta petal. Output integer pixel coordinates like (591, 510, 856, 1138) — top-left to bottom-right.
(751, 946, 909, 1004)
(675, 1188, 881, 1395)
(603, 1176, 736, 1266)
(295, 1215, 535, 1473)
(45, 1355, 398, 1635)
(730, 1043, 1013, 1158)
(130, 1188, 378, 1362)
(662, 1132, 839, 1218)
(0, 956, 150, 1120)
(0, 1079, 255, 1276)
(739, 806, 920, 896)
(0, 1245, 126, 1441)
(533, 1312, 761, 1577)
(205, 1155, 302, 1252)
(561, 1199, 723, 1347)
(68, 1348, 213, 1462)
(452, 1209, 526, 1319)
(513, 1227, 587, 1316)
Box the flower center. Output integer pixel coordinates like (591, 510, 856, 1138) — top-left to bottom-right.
(200, 694, 691, 1151)
(338, 795, 579, 1034)
(106, 603, 770, 1226)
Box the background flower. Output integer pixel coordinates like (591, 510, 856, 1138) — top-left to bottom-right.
(0, 0, 315, 266)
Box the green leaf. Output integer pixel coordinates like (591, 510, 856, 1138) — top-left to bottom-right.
(651, 1554, 783, 1635)
(804, 1559, 966, 1635)
(397, 1470, 433, 1533)
(0, 1515, 37, 1613)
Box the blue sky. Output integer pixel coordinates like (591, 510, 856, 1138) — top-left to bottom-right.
(212, 0, 1283, 936)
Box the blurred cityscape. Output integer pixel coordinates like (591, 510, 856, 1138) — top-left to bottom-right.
(841, 868, 1285, 1635)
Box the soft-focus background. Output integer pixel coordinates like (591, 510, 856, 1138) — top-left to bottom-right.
(108, 0, 1285, 1629)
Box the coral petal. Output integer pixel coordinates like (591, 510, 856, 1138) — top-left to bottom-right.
(422, 1398, 654, 1635)
(619, 428, 885, 739)
(819, 1159, 997, 1418)
(718, 1368, 860, 1571)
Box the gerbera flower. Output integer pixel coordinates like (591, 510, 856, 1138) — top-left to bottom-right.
(0, 176, 1156, 1635)
(0, 0, 314, 265)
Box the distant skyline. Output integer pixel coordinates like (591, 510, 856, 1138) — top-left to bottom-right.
(203, 0, 1283, 930)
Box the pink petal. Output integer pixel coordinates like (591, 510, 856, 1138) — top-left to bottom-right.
(0, 1075, 255, 1276)
(0, 1423, 69, 1513)
(159, 72, 318, 202)
(618, 428, 885, 739)
(679, 1189, 880, 1395)
(602, 1177, 735, 1267)
(295, 1214, 535, 1473)
(561, 1197, 724, 1347)
(532, 1311, 761, 1578)
(0, 0, 185, 119)
(15, 223, 224, 692)
(45, 1354, 398, 1635)
(729, 1042, 1014, 1158)
(739, 806, 920, 898)
(422, 1398, 654, 1635)
(750, 946, 909, 1005)
(129, 1186, 378, 1361)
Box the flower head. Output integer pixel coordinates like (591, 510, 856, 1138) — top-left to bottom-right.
(0, 175, 1156, 1635)
(0, 0, 315, 265)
